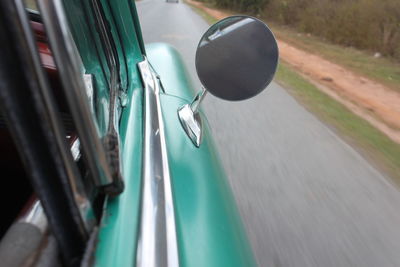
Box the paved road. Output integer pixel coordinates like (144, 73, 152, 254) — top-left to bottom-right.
(136, 1, 400, 266)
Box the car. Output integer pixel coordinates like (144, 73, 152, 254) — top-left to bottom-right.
(0, 0, 278, 266)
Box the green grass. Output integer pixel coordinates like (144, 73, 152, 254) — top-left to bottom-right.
(276, 61, 400, 183)
(188, 1, 400, 92)
(185, 0, 218, 25)
(188, 1, 400, 183)
(268, 22, 400, 93)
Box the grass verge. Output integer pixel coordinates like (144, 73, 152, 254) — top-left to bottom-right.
(185, 0, 218, 24)
(277, 61, 400, 183)
(189, 0, 400, 93)
(188, 0, 400, 184)
(267, 22, 400, 93)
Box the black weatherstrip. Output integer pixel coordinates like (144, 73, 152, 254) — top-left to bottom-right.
(0, 1, 87, 266)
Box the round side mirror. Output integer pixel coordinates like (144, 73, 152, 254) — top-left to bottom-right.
(195, 16, 279, 101)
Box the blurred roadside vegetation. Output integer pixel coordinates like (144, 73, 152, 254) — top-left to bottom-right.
(271, 22, 400, 92)
(277, 61, 400, 183)
(199, 0, 400, 61)
(25, 0, 37, 10)
(188, 1, 400, 184)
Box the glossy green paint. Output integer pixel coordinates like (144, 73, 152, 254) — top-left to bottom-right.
(63, 0, 110, 135)
(160, 94, 256, 267)
(62, 0, 145, 133)
(103, 0, 146, 94)
(94, 86, 143, 267)
(148, 43, 256, 266)
(146, 43, 197, 102)
(97, 0, 127, 92)
(88, 1, 145, 267)
(64, 0, 255, 265)
(63, 0, 145, 265)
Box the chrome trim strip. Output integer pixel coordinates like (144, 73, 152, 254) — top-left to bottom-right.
(14, 0, 93, 233)
(37, 0, 114, 188)
(83, 74, 95, 114)
(19, 200, 48, 234)
(71, 138, 81, 161)
(190, 86, 207, 113)
(137, 58, 179, 267)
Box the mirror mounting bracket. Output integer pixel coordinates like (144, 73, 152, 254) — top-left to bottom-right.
(178, 87, 207, 147)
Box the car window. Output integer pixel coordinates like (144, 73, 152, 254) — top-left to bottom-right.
(25, 0, 38, 11)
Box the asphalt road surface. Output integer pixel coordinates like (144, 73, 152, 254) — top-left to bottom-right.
(136, 1, 400, 266)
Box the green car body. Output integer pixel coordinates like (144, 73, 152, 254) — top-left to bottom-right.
(63, 0, 256, 266)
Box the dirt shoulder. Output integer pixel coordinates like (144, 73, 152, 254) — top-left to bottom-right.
(188, 0, 400, 144)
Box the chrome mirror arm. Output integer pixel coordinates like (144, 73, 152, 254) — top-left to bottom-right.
(178, 87, 207, 147)
(190, 86, 207, 114)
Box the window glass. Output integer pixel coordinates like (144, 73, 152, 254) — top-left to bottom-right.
(25, 0, 38, 12)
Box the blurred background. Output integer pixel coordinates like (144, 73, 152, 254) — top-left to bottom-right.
(136, 0, 400, 266)
(207, 0, 400, 60)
